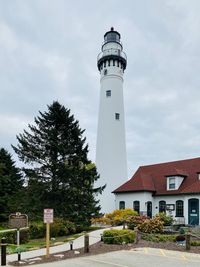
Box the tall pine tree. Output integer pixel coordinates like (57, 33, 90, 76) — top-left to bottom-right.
(12, 101, 105, 224)
(0, 148, 23, 222)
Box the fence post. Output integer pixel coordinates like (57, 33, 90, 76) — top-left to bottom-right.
(1, 237, 7, 266)
(84, 234, 89, 253)
(69, 241, 73, 250)
(134, 227, 139, 244)
(185, 234, 191, 251)
(100, 234, 103, 242)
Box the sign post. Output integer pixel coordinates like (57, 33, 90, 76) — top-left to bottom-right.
(9, 212, 28, 262)
(46, 222, 50, 257)
(17, 229, 21, 261)
(43, 209, 53, 258)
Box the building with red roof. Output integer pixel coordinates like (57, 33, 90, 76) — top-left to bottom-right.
(113, 157, 200, 225)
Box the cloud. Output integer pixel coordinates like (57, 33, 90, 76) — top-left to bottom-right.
(0, 0, 200, 178)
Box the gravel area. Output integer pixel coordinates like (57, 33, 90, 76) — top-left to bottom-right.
(9, 239, 200, 266)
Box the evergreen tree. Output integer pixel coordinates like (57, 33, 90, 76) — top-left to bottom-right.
(12, 101, 105, 223)
(0, 148, 23, 222)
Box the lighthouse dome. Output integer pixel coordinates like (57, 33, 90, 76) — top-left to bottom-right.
(97, 27, 127, 71)
(104, 27, 121, 45)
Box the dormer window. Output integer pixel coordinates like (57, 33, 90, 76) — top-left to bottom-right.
(169, 177, 175, 189)
(167, 175, 185, 190)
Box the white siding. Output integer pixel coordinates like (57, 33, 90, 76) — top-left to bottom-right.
(96, 38, 127, 213)
(154, 195, 185, 220)
(115, 192, 154, 214)
(115, 192, 200, 225)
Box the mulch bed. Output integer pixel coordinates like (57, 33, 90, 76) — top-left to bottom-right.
(9, 240, 200, 266)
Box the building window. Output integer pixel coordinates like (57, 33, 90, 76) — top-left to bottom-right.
(176, 200, 184, 217)
(133, 201, 140, 214)
(115, 113, 120, 120)
(119, 201, 125, 210)
(169, 177, 175, 189)
(159, 201, 166, 213)
(106, 90, 111, 97)
(147, 201, 152, 218)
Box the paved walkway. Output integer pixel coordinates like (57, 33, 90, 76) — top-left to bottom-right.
(133, 246, 200, 262)
(16, 248, 200, 267)
(4, 228, 200, 266)
(6, 227, 115, 263)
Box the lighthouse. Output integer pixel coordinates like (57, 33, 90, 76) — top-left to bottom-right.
(96, 27, 127, 213)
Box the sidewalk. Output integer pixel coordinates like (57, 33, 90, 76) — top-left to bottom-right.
(6, 227, 115, 263)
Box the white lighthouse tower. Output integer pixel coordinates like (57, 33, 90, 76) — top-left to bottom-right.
(96, 27, 127, 213)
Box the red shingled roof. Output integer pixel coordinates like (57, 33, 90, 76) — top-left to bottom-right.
(113, 157, 200, 195)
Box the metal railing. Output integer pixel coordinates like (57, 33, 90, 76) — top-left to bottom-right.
(97, 48, 127, 62)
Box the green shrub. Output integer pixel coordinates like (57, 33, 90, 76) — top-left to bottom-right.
(50, 218, 76, 237)
(155, 213, 173, 226)
(0, 231, 15, 244)
(179, 228, 185, 235)
(76, 225, 99, 233)
(127, 216, 147, 230)
(92, 209, 138, 226)
(0, 228, 29, 244)
(141, 233, 177, 242)
(103, 229, 135, 244)
(29, 222, 45, 239)
(191, 240, 200, 246)
(29, 219, 76, 239)
(139, 217, 164, 234)
(172, 224, 185, 231)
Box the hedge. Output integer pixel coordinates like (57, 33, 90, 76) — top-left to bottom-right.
(29, 218, 76, 239)
(0, 228, 29, 244)
(103, 229, 135, 244)
(0, 218, 76, 243)
(141, 233, 177, 242)
(191, 240, 200, 246)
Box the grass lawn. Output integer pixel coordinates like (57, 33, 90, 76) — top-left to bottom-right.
(7, 232, 86, 254)
(0, 226, 6, 230)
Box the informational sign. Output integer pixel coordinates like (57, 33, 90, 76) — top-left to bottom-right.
(44, 209, 53, 258)
(166, 204, 175, 211)
(9, 212, 28, 229)
(44, 209, 54, 224)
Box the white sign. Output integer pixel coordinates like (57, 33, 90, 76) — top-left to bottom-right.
(44, 209, 54, 224)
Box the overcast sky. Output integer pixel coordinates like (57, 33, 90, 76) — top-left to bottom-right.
(1, 0, 200, 178)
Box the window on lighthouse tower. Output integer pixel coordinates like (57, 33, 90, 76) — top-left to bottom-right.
(115, 113, 120, 120)
(106, 90, 111, 97)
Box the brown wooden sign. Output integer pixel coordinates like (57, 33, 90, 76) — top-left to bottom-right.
(9, 212, 28, 229)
